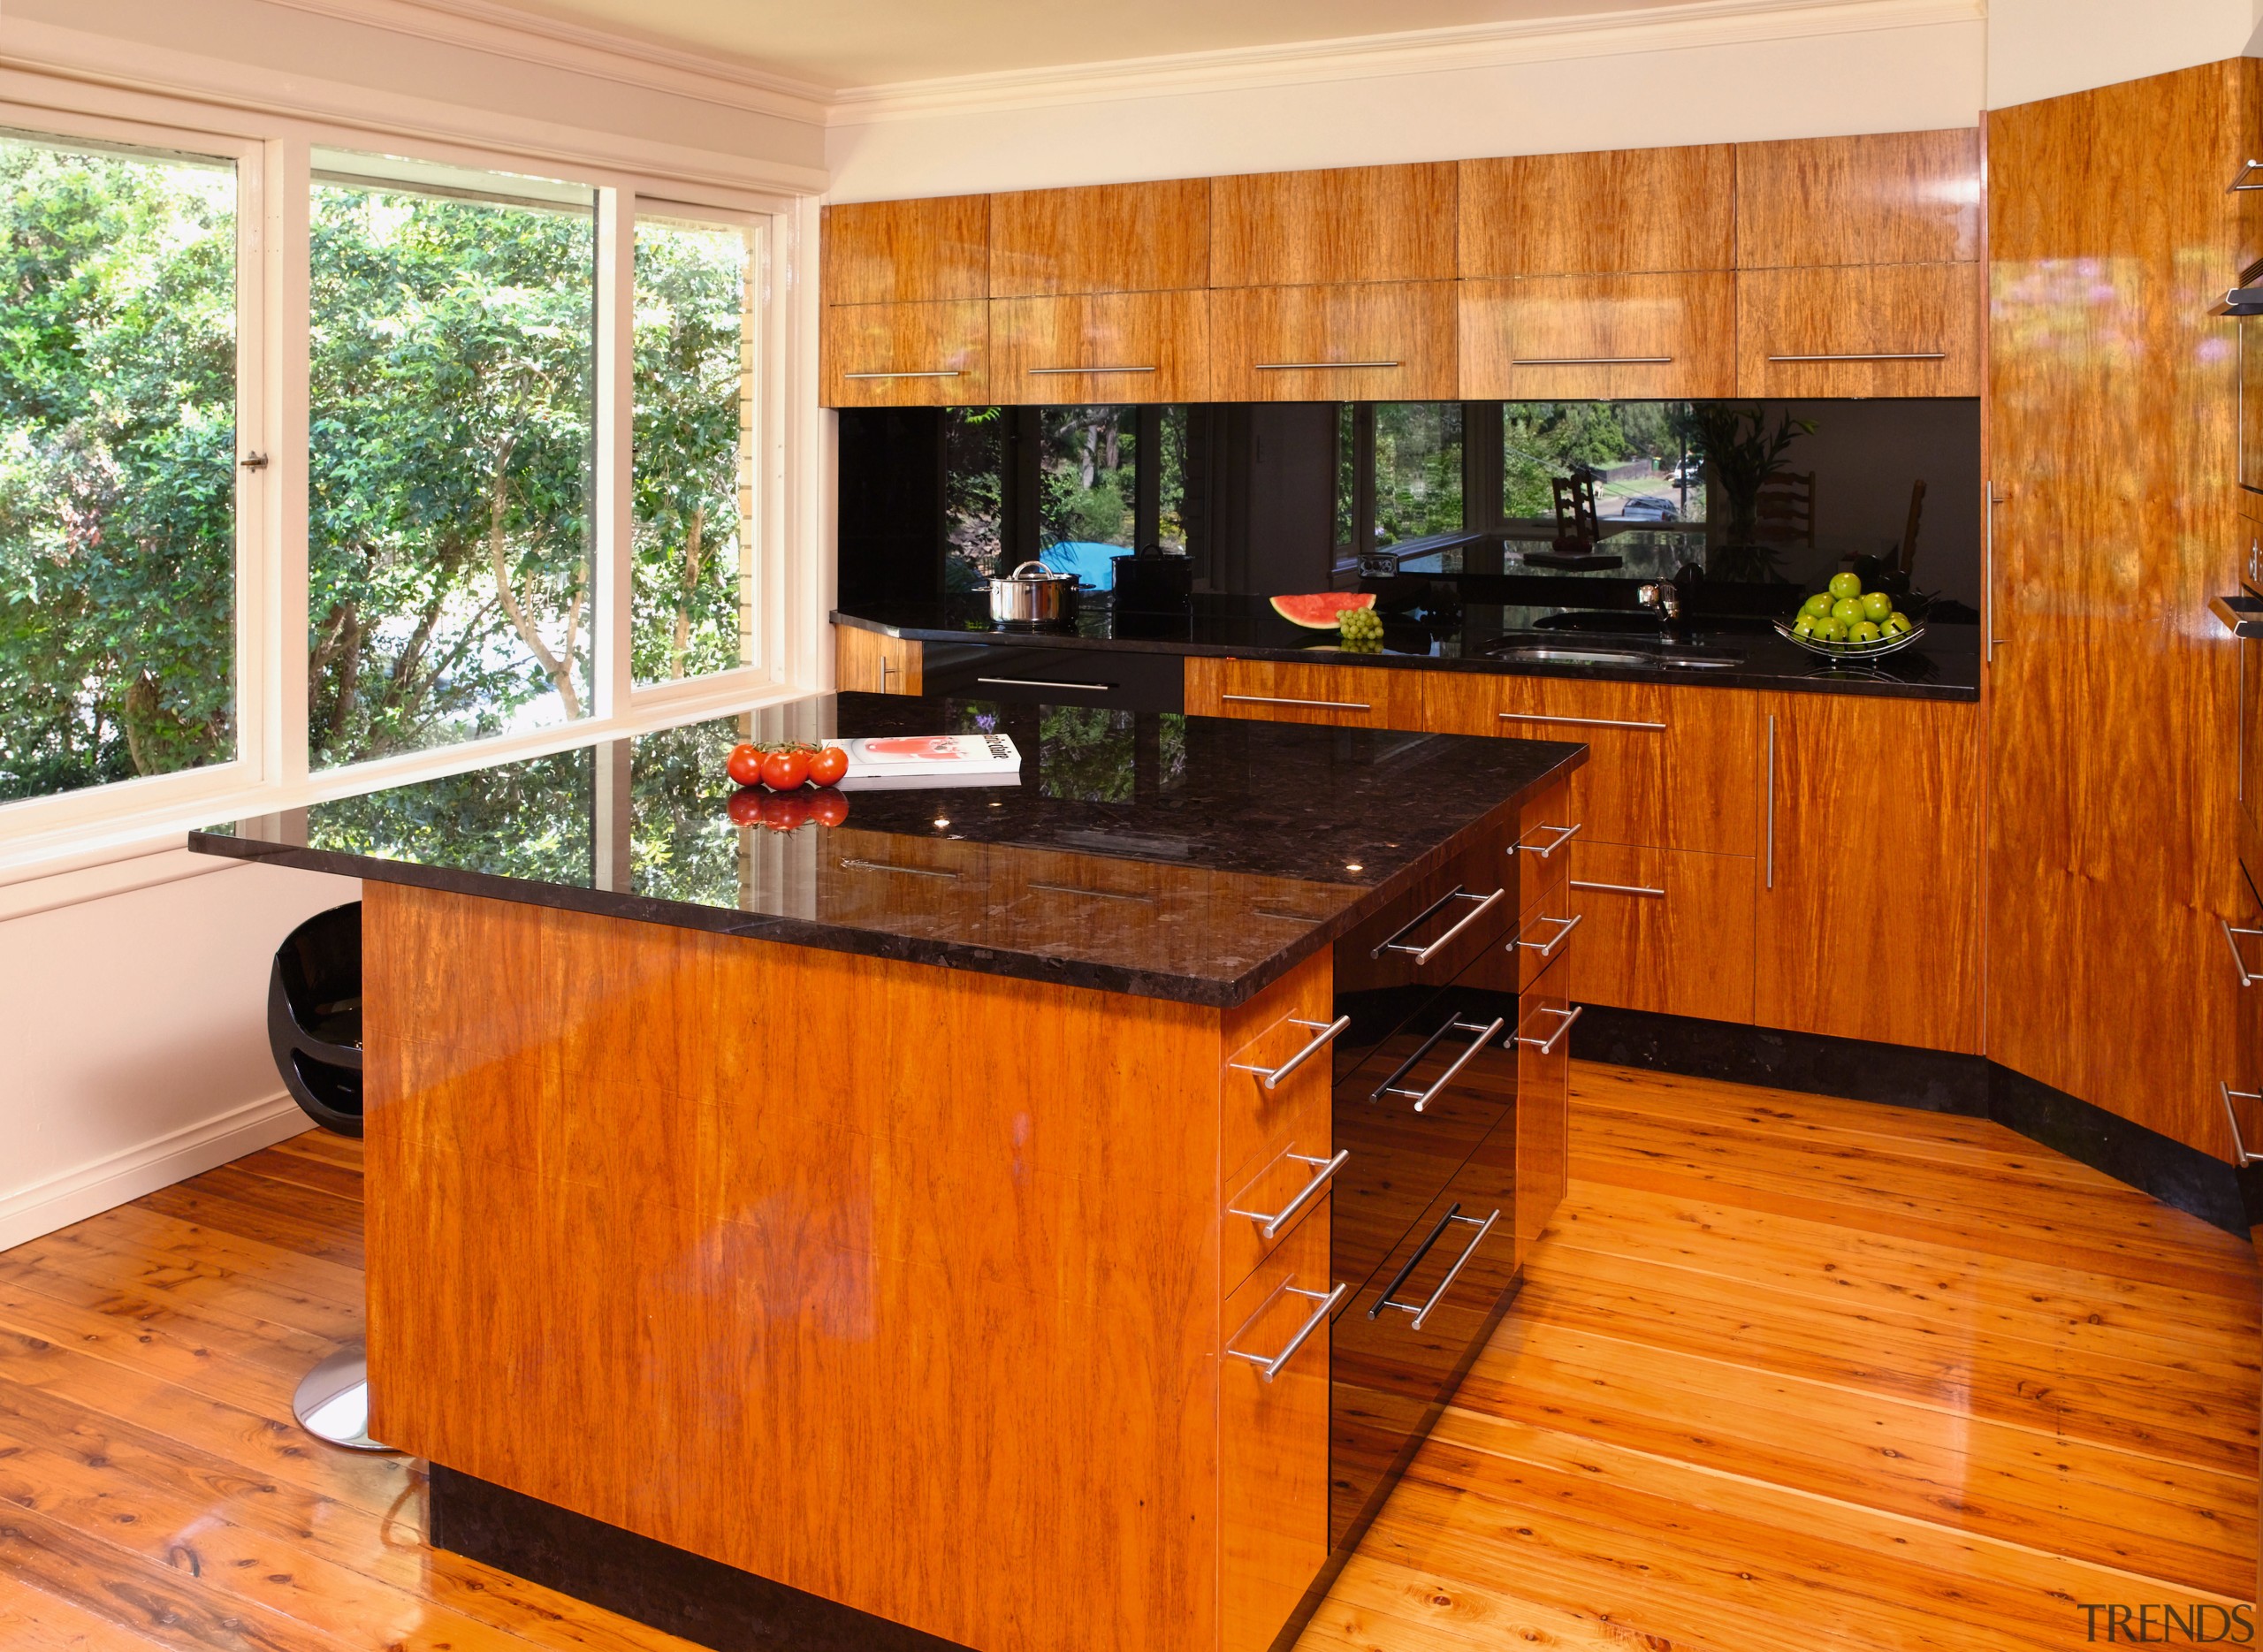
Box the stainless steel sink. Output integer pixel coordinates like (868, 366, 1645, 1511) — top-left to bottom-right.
(1487, 644, 1656, 666)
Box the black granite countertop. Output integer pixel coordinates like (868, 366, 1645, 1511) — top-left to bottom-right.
(190, 691, 1583, 1008)
(832, 594, 1979, 703)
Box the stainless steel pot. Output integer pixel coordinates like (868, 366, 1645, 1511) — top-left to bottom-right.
(988, 560, 1078, 627)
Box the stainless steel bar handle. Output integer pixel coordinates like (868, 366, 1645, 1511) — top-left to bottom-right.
(1512, 355, 1672, 366)
(1764, 352, 1946, 362)
(1378, 1016, 1506, 1112)
(1027, 365, 1158, 374)
(1226, 1282, 1346, 1382)
(1230, 1015, 1351, 1091)
(2232, 159, 2263, 192)
(842, 369, 962, 379)
(1028, 880, 1155, 904)
(2221, 1081, 2263, 1167)
(1223, 692, 1371, 712)
(1514, 1002, 1584, 1057)
(1764, 713, 1777, 889)
(1379, 887, 1506, 965)
(1253, 360, 1401, 370)
(1572, 878, 1665, 899)
(1512, 822, 1582, 859)
(839, 857, 960, 879)
(1228, 1148, 1351, 1239)
(1984, 482, 1996, 664)
(976, 675, 1116, 692)
(1497, 711, 1665, 733)
(1514, 911, 1582, 957)
(2223, 918, 2263, 987)
(1406, 1210, 1501, 1330)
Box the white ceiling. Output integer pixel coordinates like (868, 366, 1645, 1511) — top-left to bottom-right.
(467, 0, 1732, 91)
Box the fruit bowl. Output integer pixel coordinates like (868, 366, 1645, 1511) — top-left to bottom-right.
(1772, 618, 1928, 660)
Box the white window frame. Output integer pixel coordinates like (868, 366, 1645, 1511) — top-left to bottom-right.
(0, 80, 822, 876)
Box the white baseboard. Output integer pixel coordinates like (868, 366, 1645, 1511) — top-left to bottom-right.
(0, 1092, 314, 1253)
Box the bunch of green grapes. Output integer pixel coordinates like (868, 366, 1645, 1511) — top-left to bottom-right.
(1793, 572, 1913, 646)
(1337, 606, 1385, 651)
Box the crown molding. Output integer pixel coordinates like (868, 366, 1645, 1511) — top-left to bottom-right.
(827, 0, 1983, 126)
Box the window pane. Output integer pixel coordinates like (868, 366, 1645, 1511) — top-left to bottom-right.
(633, 217, 753, 684)
(943, 407, 1002, 592)
(1503, 400, 1705, 526)
(1154, 406, 1188, 555)
(0, 130, 237, 803)
(1374, 402, 1462, 545)
(309, 151, 595, 769)
(1039, 406, 1134, 588)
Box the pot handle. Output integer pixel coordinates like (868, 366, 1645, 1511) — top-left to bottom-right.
(1007, 560, 1061, 581)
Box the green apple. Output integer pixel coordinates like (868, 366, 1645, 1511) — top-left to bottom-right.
(1850, 620, 1883, 643)
(1816, 615, 1848, 641)
(1886, 611, 1912, 634)
(1828, 571, 1863, 601)
(1800, 591, 1835, 620)
(1793, 614, 1818, 637)
(1831, 598, 1863, 625)
(1860, 591, 1893, 622)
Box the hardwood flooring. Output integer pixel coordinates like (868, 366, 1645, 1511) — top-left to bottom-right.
(0, 1063, 2250, 1650)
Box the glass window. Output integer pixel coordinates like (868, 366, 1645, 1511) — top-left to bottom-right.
(943, 407, 1002, 592)
(1503, 400, 1704, 527)
(1039, 406, 1136, 588)
(632, 214, 755, 685)
(1374, 402, 1463, 546)
(0, 128, 239, 803)
(307, 149, 596, 769)
(1154, 406, 1188, 555)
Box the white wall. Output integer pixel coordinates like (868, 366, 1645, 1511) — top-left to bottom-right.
(1986, 0, 2263, 110)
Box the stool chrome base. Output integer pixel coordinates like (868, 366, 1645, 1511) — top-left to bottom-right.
(293, 1338, 392, 1451)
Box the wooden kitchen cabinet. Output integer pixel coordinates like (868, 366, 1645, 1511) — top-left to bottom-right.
(822, 195, 989, 306)
(1512, 953, 1574, 1253)
(1735, 128, 1982, 268)
(1459, 145, 1735, 276)
(1208, 280, 1459, 401)
(1735, 262, 1981, 397)
(989, 178, 1210, 295)
(835, 625, 923, 693)
(990, 289, 1209, 403)
(1210, 163, 1458, 287)
(820, 301, 988, 407)
(1564, 841, 1757, 1024)
(1185, 656, 1426, 731)
(1755, 693, 1983, 1053)
(1459, 270, 1736, 400)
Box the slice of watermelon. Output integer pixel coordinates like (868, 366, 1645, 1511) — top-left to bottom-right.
(1269, 592, 1376, 629)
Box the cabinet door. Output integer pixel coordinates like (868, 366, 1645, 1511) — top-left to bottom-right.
(1756, 693, 1983, 1053)
(1736, 263, 1980, 397)
(990, 290, 1208, 404)
(989, 179, 1209, 296)
(1185, 656, 1426, 731)
(1459, 146, 1734, 277)
(822, 195, 989, 305)
(821, 301, 988, 407)
(1460, 271, 1735, 400)
(835, 627, 922, 694)
(1563, 841, 1756, 1024)
(1208, 281, 1458, 402)
(1211, 163, 1456, 287)
(1734, 128, 1982, 268)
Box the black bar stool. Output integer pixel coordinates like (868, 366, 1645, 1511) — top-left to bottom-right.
(268, 902, 389, 1452)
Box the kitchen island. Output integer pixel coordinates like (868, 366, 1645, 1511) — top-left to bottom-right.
(192, 691, 1586, 1652)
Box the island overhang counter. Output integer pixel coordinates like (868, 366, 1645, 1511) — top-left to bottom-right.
(191, 690, 1587, 1652)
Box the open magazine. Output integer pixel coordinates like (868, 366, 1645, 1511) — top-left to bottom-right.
(834, 733, 1022, 791)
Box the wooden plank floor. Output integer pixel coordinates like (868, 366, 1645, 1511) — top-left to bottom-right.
(0, 1063, 2251, 1650)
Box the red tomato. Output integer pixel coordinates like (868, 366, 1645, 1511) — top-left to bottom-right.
(804, 744, 849, 788)
(760, 791, 811, 834)
(726, 787, 766, 827)
(759, 747, 811, 790)
(726, 742, 766, 788)
(807, 789, 850, 828)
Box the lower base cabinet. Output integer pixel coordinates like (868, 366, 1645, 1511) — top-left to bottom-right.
(1566, 841, 1757, 1024)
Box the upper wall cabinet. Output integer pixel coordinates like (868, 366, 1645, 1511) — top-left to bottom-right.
(1210, 281, 1456, 401)
(821, 301, 988, 407)
(991, 291, 1210, 403)
(1461, 271, 1735, 400)
(1210, 164, 1457, 287)
(989, 180, 1210, 296)
(1459, 146, 1735, 276)
(1735, 263, 1980, 396)
(822, 196, 989, 306)
(1734, 129, 1982, 268)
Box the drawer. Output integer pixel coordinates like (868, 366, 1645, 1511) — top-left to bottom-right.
(820, 300, 989, 407)
(1425, 674, 1760, 856)
(1507, 779, 1578, 916)
(1512, 952, 1574, 1254)
(1566, 841, 1756, 1024)
(1187, 656, 1424, 731)
(1222, 966, 1337, 1219)
(919, 643, 1185, 712)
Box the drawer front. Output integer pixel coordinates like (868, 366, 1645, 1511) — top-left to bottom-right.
(1220, 1208, 1332, 1652)
(1223, 957, 1337, 1204)
(990, 290, 1209, 404)
(1189, 656, 1425, 731)
(1513, 953, 1574, 1254)
(820, 300, 989, 407)
(1208, 280, 1458, 402)
(1735, 263, 1980, 398)
(1459, 270, 1736, 401)
(1425, 673, 1760, 856)
(919, 643, 1185, 712)
(1566, 841, 1756, 1024)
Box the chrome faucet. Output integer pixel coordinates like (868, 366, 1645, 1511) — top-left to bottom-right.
(1636, 580, 1683, 635)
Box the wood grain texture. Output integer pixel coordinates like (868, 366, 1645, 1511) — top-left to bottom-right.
(1513, 957, 1573, 1254)
(1735, 262, 1981, 396)
(1564, 841, 1757, 1024)
(988, 179, 1210, 295)
(1735, 128, 1983, 268)
(834, 625, 923, 694)
(819, 301, 987, 407)
(1989, 61, 2248, 1158)
(1210, 164, 1457, 288)
(989, 289, 1209, 404)
(1208, 281, 1458, 402)
(1420, 673, 1761, 857)
(1756, 693, 1983, 1054)
(1459, 146, 1735, 276)
(820, 195, 988, 306)
(1460, 270, 1735, 405)
(1185, 656, 1427, 731)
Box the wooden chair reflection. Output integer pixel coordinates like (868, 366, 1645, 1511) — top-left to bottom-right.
(1753, 471, 1816, 546)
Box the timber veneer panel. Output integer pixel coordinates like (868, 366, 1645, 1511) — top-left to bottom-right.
(1459, 146, 1735, 276)
(1459, 270, 1736, 400)
(1735, 262, 1981, 396)
(820, 301, 987, 407)
(1208, 280, 1458, 402)
(1210, 163, 1457, 287)
(821, 195, 988, 305)
(1735, 128, 1983, 268)
(1564, 841, 1757, 1024)
(990, 289, 1209, 403)
(834, 626, 922, 694)
(989, 178, 1209, 295)
(1185, 656, 1427, 731)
